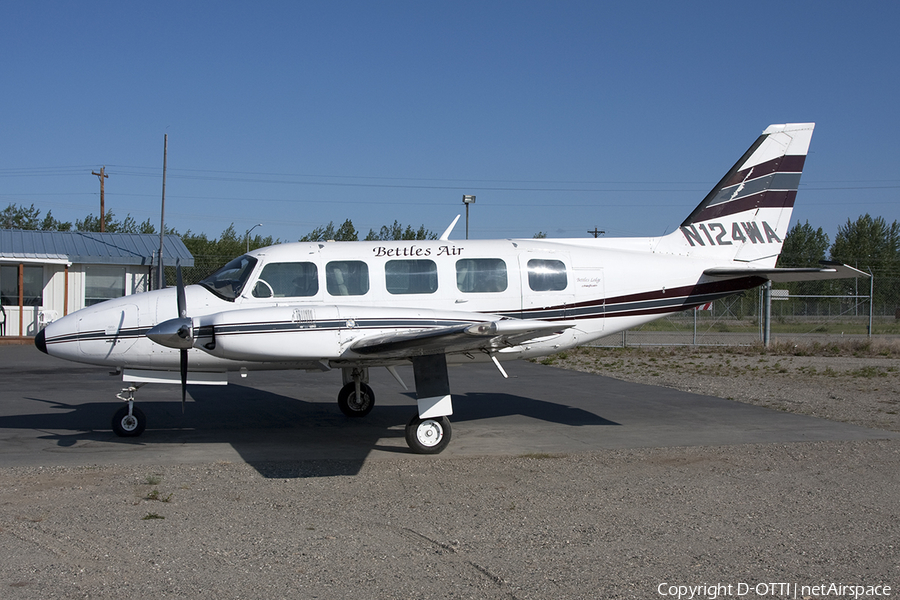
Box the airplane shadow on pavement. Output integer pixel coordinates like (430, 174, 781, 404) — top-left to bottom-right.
(4, 372, 619, 479)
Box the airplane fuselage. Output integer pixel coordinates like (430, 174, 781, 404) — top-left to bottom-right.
(39, 235, 763, 377)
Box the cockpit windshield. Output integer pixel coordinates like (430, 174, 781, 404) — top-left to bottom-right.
(199, 255, 258, 301)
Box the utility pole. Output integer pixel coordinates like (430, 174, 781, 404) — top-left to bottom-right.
(158, 135, 168, 290)
(588, 228, 605, 238)
(92, 166, 108, 232)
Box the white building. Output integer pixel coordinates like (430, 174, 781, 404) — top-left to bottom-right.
(0, 229, 193, 337)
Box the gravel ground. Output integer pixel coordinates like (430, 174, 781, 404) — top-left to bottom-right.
(2, 341, 899, 599)
(546, 340, 900, 433)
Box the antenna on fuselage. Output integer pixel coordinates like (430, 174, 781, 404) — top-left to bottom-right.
(439, 215, 461, 241)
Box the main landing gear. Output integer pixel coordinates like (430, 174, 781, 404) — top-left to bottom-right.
(405, 415, 452, 454)
(338, 367, 376, 417)
(340, 364, 454, 455)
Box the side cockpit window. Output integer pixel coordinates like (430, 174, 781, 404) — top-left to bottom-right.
(199, 255, 258, 301)
(456, 258, 508, 293)
(252, 262, 319, 298)
(527, 259, 567, 291)
(326, 261, 369, 296)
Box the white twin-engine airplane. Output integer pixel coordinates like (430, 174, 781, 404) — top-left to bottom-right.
(36, 123, 863, 453)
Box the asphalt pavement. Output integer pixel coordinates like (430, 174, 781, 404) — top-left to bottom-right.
(1, 344, 895, 477)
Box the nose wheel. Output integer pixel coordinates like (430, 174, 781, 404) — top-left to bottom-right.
(112, 402, 146, 437)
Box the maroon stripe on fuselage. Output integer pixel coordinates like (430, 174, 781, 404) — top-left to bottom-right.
(517, 275, 766, 317)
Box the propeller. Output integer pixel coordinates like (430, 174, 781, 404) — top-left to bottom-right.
(146, 261, 193, 412)
(176, 264, 189, 412)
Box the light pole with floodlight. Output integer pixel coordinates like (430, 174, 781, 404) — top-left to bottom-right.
(462, 195, 475, 239)
(245, 223, 263, 252)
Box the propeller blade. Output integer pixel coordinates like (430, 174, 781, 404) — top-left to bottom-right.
(176, 261, 187, 319)
(180, 348, 188, 413)
(177, 260, 188, 412)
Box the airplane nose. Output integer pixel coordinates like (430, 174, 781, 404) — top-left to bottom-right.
(35, 329, 48, 354)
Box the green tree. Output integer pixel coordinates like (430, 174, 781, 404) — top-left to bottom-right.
(777, 220, 829, 268)
(1, 203, 72, 230)
(178, 224, 276, 284)
(829, 214, 900, 308)
(830, 214, 900, 270)
(73, 211, 157, 233)
(300, 219, 359, 242)
(776, 220, 835, 303)
(363, 220, 436, 241)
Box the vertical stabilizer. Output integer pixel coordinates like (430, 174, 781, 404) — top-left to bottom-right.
(671, 123, 814, 265)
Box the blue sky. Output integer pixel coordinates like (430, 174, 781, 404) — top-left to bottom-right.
(1, 1, 898, 244)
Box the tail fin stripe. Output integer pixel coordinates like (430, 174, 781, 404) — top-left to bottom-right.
(706, 172, 802, 210)
(686, 190, 797, 223)
(680, 133, 767, 227)
(720, 155, 806, 188)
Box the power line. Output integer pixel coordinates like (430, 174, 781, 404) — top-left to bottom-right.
(3, 164, 899, 192)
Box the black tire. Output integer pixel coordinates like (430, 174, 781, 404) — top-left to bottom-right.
(337, 382, 375, 417)
(112, 405, 146, 437)
(405, 415, 451, 454)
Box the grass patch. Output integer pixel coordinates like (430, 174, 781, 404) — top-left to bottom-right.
(145, 489, 173, 502)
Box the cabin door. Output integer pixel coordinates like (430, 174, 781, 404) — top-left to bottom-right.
(518, 251, 574, 320)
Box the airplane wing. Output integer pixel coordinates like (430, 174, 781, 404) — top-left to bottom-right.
(349, 318, 576, 358)
(703, 261, 869, 283)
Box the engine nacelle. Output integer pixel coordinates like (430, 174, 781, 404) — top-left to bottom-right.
(202, 305, 343, 362)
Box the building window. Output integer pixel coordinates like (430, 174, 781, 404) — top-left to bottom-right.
(386, 259, 438, 295)
(326, 261, 369, 296)
(456, 258, 508, 293)
(0, 264, 43, 306)
(527, 259, 568, 291)
(84, 265, 126, 306)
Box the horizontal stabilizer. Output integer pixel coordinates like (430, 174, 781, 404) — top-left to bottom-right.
(350, 318, 576, 358)
(703, 261, 869, 283)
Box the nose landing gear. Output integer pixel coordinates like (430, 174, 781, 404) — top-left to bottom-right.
(112, 384, 147, 437)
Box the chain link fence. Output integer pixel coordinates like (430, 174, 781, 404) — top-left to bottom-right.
(594, 276, 900, 347)
(155, 255, 235, 289)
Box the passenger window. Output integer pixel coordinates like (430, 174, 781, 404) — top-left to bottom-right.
(252, 262, 318, 298)
(456, 258, 508, 293)
(326, 261, 369, 296)
(386, 259, 438, 295)
(527, 259, 567, 292)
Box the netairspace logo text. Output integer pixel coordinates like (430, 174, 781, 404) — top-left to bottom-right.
(657, 582, 892, 599)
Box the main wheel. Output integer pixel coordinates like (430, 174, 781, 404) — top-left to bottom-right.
(405, 415, 451, 454)
(112, 405, 146, 437)
(337, 382, 375, 417)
